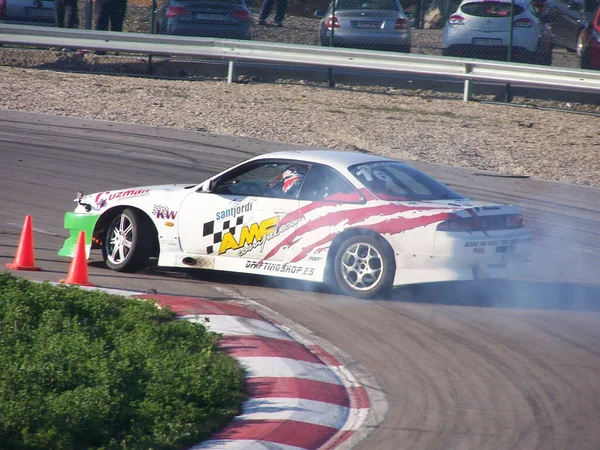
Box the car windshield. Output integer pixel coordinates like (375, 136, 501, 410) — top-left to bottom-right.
(336, 0, 399, 10)
(349, 162, 463, 201)
(461, 1, 525, 16)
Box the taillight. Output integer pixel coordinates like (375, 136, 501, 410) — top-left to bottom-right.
(505, 214, 524, 228)
(437, 214, 525, 231)
(449, 14, 465, 25)
(231, 9, 253, 21)
(166, 6, 188, 18)
(326, 16, 340, 30)
(395, 18, 409, 30)
(0, 0, 6, 18)
(514, 18, 533, 28)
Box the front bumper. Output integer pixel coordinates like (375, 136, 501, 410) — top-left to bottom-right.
(57, 212, 100, 258)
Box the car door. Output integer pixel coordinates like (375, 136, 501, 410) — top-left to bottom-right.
(177, 160, 308, 262)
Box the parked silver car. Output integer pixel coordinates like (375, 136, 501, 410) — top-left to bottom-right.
(0, 0, 55, 25)
(315, 0, 412, 53)
(155, 0, 254, 40)
(442, 0, 553, 64)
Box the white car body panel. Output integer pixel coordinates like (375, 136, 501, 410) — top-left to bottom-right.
(63, 150, 533, 290)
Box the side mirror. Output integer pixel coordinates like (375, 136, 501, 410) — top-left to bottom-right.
(207, 178, 219, 193)
(315, 9, 326, 17)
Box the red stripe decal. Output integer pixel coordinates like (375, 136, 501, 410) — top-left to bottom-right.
(212, 419, 338, 449)
(267, 203, 448, 261)
(134, 294, 264, 319)
(246, 377, 349, 406)
(219, 335, 324, 364)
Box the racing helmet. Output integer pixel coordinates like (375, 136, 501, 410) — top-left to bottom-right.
(269, 166, 306, 193)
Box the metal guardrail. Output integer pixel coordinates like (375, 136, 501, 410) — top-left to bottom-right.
(2, 23, 600, 101)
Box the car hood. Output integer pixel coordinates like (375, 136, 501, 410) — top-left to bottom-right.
(75, 183, 198, 213)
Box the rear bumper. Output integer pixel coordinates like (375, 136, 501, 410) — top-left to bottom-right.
(392, 229, 533, 286)
(0, 18, 55, 26)
(321, 30, 411, 50)
(443, 44, 539, 62)
(165, 22, 253, 40)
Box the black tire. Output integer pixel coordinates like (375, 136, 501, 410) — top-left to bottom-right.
(332, 235, 395, 299)
(538, 46, 553, 66)
(102, 208, 153, 272)
(581, 45, 592, 69)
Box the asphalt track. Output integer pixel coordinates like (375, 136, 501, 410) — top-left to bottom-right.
(1, 109, 600, 450)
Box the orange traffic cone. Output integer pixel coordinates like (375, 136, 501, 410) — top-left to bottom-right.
(6, 215, 41, 271)
(60, 231, 94, 286)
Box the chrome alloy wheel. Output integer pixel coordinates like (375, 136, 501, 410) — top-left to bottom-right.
(340, 242, 384, 291)
(106, 213, 134, 265)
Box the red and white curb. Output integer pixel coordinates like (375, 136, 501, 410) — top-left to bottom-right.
(136, 294, 370, 450)
(73, 286, 386, 449)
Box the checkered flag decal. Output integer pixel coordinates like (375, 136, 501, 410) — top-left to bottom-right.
(203, 215, 244, 254)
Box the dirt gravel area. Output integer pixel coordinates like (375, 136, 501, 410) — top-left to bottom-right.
(0, 12, 599, 189)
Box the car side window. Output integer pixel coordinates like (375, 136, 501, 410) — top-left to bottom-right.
(298, 164, 363, 202)
(213, 161, 309, 199)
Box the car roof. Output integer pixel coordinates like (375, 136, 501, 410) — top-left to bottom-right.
(249, 149, 396, 171)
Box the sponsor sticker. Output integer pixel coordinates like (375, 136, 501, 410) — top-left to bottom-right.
(94, 189, 150, 207)
(153, 205, 177, 220)
(245, 260, 315, 276)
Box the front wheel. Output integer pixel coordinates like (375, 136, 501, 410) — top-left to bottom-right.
(103, 208, 153, 272)
(333, 235, 395, 299)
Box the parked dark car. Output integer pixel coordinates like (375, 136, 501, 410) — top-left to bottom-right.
(580, 2, 600, 68)
(315, 0, 412, 53)
(542, 0, 600, 54)
(155, 0, 254, 40)
(0, 0, 55, 25)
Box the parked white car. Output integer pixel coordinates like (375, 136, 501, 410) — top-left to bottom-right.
(442, 0, 553, 65)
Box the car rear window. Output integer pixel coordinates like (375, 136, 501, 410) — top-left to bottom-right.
(349, 162, 462, 201)
(336, 0, 399, 10)
(460, 2, 525, 16)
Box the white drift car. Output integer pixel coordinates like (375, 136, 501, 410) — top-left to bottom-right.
(58, 150, 533, 298)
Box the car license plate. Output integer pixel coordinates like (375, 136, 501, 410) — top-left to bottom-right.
(473, 38, 502, 46)
(353, 21, 383, 29)
(196, 13, 223, 20)
(26, 7, 54, 18)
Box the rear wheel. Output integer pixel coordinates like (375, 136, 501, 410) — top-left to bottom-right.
(333, 235, 395, 299)
(103, 208, 153, 272)
(581, 47, 592, 69)
(536, 44, 553, 66)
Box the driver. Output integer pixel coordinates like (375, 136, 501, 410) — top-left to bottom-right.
(269, 166, 306, 197)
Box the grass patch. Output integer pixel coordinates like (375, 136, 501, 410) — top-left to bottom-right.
(0, 272, 246, 450)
